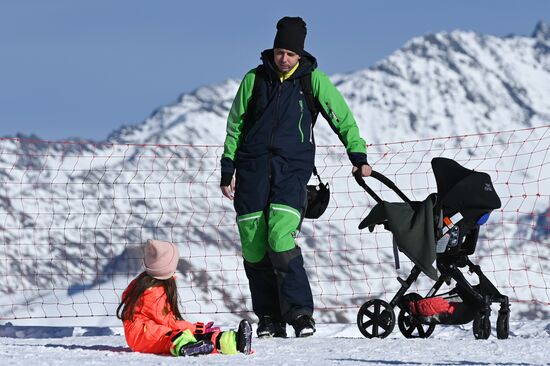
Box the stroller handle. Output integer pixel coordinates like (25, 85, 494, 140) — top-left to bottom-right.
(353, 169, 411, 203)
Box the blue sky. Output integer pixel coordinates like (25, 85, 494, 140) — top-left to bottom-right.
(1, 0, 549, 141)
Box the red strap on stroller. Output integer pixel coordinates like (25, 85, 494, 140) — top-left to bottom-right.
(408, 297, 456, 316)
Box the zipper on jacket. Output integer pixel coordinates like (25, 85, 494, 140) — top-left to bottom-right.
(325, 102, 340, 124)
(298, 100, 304, 143)
(268, 83, 282, 181)
(269, 83, 283, 147)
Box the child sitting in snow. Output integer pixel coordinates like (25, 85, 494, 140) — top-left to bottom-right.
(117, 239, 252, 357)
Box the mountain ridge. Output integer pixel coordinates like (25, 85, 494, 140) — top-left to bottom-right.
(103, 21, 550, 147)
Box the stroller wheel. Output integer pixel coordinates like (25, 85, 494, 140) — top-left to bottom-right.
(496, 309, 509, 339)
(357, 299, 395, 338)
(398, 309, 436, 338)
(473, 312, 491, 339)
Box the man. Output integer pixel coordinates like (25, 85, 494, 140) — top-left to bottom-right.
(220, 16, 371, 338)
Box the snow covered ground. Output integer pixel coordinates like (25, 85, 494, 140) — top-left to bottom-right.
(1, 321, 549, 365)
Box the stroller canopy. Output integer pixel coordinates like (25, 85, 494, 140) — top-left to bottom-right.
(431, 157, 501, 212)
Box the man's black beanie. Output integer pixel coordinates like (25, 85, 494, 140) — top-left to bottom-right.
(273, 16, 307, 55)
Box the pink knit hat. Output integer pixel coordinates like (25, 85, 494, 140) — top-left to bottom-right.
(143, 239, 179, 280)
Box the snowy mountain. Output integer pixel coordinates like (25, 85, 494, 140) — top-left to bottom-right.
(1, 21, 549, 326)
(108, 21, 550, 146)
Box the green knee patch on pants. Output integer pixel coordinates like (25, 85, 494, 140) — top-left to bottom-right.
(268, 203, 301, 252)
(219, 331, 237, 355)
(237, 211, 268, 263)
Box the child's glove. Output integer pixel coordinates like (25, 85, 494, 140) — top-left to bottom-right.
(194, 321, 221, 335)
(170, 330, 214, 357)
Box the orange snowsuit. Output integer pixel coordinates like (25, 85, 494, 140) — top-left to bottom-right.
(121, 279, 219, 354)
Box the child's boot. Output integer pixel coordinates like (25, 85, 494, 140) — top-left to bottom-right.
(237, 319, 253, 354)
(178, 340, 215, 356)
(217, 320, 253, 355)
(170, 330, 214, 357)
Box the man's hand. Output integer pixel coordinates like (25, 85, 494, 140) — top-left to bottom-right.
(221, 177, 235, 200)
(352, 164, 372, 177)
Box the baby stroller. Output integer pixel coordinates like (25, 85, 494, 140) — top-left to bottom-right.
(354, 157, 510, 339)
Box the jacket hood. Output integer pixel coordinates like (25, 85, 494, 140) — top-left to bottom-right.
(260, 49, 318, 80)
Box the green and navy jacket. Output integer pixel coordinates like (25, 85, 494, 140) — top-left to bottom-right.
(221, 49, 367, 184)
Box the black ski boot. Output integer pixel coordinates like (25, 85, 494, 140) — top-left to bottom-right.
(257, 315, 287, 338)
(292, 315, 316, 338)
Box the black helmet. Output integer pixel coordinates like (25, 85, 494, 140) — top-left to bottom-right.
(305, 181, 330, 219)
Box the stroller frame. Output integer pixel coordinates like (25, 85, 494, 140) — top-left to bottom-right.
(354, 162, 510, 340)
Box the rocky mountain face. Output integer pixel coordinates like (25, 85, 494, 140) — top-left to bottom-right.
(1, 22, 549, 324)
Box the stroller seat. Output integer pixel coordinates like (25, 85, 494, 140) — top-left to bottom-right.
(355, 157, 510, 340)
